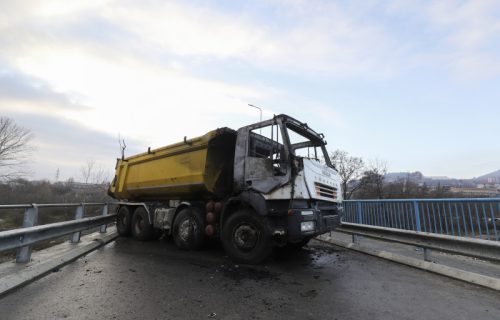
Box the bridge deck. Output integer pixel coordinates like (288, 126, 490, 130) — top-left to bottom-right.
(0, 238, 499, 320)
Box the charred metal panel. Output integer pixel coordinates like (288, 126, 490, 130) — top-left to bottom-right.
(205, 129, 237, 199)
(245, 157, 273, 179)
(222, 191, 268, 219)
(234, 116, 292, 195)
(233, 128, 248, 193)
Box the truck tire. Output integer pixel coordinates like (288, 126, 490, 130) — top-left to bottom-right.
(221, 209, 273, 264)
(131, 207, 155, 241)
(172, 207, 205, 250)
(116, 206, 132, 236)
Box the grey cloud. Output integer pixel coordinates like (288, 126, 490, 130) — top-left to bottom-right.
(0, 111, 145, 180)
(0, 64, 89, 111)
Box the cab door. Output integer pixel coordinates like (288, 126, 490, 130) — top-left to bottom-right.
(234, 119, 291, 194)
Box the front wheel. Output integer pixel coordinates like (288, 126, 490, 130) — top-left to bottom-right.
(221, 209, 273, 264)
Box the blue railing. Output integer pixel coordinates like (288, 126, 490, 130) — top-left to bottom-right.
(343, 199, 500, 241)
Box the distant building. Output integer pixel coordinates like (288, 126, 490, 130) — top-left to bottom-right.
(449, 187, 499, 197)
(427, 176, 449, 180)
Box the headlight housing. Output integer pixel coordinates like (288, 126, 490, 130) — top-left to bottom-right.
(301, 221, 315, 232)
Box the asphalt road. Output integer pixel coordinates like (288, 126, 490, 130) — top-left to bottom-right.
(0, 237, 499, 320)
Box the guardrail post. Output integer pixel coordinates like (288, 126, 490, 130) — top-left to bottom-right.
(357, 202, 363, 224)
(71, 204, 85, 243)
(16, 204, 39, 263)
(413, 201, 421, 232)
(352, 234, 359, 244)
(100, 204, 108, 233)
(423, 248, 431, 262)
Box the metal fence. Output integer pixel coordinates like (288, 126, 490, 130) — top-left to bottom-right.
(0, 203, 116, 263)
(343, 199, 500, 241)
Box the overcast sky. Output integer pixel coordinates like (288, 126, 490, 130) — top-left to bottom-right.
(1, 0, 499, 181)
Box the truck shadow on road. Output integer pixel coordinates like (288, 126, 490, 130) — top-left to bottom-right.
(123, 236, 346, 283)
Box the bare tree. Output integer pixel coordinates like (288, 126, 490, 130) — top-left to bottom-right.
(80, 160, 95, 184)
(118, 134, 126, 159)
(0, 117, 33, 181)
(329, 149, 365, 199)
(357, 159, 388, 199)
(80, 160, 111, 202)
(80, 160, 109, 185)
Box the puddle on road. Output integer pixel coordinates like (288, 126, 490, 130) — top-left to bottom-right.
(271, 243, 344, 269)
(212, 243, 344, 284)
(306, 245, 344, 267)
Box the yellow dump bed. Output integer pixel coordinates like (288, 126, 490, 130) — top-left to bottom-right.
(108, 128, 237, 201)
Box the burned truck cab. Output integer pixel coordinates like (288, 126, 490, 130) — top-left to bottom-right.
(232, 114, 343, 246)
(111, 113, 342, 264)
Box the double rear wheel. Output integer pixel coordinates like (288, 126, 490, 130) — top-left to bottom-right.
(131, 207, 156, 241)
(117, 206, 156, 241)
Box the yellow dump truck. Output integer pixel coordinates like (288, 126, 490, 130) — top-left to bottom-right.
(109, 114, 342, 264)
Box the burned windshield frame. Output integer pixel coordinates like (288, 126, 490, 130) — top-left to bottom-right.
(284, 122, 333, 168)
(243, 115, 333, 169)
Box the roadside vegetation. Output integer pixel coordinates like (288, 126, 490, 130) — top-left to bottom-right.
(328, 149, 483, 200)
(0, 178, 112, 231)
(0, 116, 113, 232)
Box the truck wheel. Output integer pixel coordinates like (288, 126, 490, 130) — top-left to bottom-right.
(221, 209, 273, 264)
(131, 207, 155, 241)
(116, 206, 132, 236)
(173, 207, 205, 250)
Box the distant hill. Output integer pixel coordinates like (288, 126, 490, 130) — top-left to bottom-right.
(385, 172, 423, 182)
(383, 169, 500, 188)
(384, 169, 500, 183)
(477, 169, 500, 180)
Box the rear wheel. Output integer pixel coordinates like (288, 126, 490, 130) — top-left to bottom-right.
(116, 206, 132, 236)
(131, 207, 155, 241)
(221, 209, 273, 264)
(172, 207, 205, 250)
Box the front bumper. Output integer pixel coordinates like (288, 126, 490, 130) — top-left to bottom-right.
(286, 208, 341, 241)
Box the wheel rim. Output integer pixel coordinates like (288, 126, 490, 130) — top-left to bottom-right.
(178, 218, 196, 242)
(233, 223, 259, 251)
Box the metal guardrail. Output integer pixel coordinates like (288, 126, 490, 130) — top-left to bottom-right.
(0, 203, 117, 263)
(343, 199, 500, 241)
(337, 222, 500, 262)
(2, 199, 499, 266)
